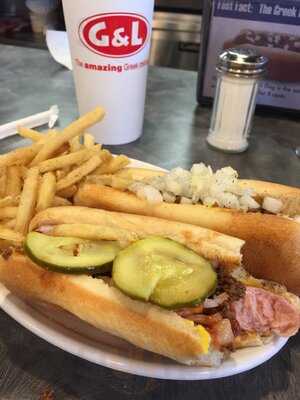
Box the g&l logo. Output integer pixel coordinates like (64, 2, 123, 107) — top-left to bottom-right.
(79, 13, 150, 58)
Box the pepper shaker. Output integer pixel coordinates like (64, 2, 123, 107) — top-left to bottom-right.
(207, 48, 268, 153)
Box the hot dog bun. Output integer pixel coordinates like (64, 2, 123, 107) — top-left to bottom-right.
(74, 184, 300, 295)
(29, 206, 244, 268)
(240, 179, 300, 217)
(115, 168, 300, 216)
(1, 206, 246, 366)
(0, 252, 222, 366)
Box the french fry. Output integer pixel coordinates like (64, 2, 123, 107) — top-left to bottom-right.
(0, 207, 18, 219)
(93, 144, 103, 153)
(0, 225, 23, 243)
(93, 155, 130, 175)
(17, 127, 44, 142)
(47, 129, 58, 138)
(30, 107, 105, 166)
(47, 223, 138, 244)
(15, 167, 39, 235)
(56, 169, 69, 181)
(0, 167, 7, 197)
(37, 149, 92, 173)
(52, 196, 72, 207)
(56, 185, 77, 199)
(20, 166, 29, 179)
(69, 136, 81, 153)
(56, 155, 102, 191)
(0, 196, 19, 208)
(3, 219, 16, 229)
(53, 143, 70, 157)
(18, 127, 57, 143)
(36, 172, 56, 212)
(0, 142, 43, 168)
(86, 174, 132, 190)
(99, 149, 113, 162)
(6, 166, 22, 197)
(84, 133, 95, 149)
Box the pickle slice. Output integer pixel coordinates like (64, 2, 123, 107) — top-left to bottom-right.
(112, 237, 217, 308)
(25, 232, 121, 274)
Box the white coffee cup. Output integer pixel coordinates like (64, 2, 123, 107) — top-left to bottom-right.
(62, 0, 155, 145)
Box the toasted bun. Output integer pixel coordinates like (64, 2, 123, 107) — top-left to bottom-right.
(240, 179, 300, 216)
(30, 206, 244, 268)
(74, 184, 300, 295)
(115, 168, 300, 216)
(0, 252, 223, 366)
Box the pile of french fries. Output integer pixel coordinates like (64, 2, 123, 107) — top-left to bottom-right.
(0, 107, 130, 245)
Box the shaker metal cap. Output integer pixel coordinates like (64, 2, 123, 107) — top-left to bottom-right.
(217, 48, 268, 77)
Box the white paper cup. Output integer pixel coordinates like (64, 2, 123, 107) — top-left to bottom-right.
(62, 0, 154, 145)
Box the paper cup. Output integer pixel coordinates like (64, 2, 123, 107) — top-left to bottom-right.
(62, 0, 155, 145)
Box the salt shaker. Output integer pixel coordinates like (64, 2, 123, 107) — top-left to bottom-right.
(207, 48, 268, 153)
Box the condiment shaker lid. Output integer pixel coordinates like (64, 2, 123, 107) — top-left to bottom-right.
(217, 48, 268, 77)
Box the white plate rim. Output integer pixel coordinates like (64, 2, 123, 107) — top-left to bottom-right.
(0, 158, 289, 380)
(0, 289, 288, 380)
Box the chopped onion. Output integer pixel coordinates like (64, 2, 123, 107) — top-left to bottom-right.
(180, 197, 193, 204)
(136, 185, 163, 204)
(162, 192, 176, 203)
(128, 163, 263, 212)
(240, 195, 260, 211)
(203, 293, 229, 309)
(211, 319, 234, 347)
(262, 197, 283, 214)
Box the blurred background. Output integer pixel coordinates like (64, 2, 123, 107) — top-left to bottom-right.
(0, 0, 203, 72)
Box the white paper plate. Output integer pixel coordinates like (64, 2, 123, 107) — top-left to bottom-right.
(0, 159, 288, 380)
